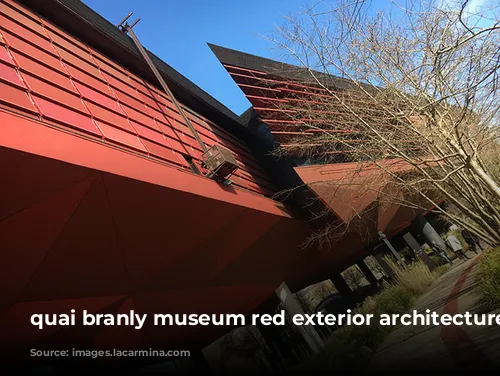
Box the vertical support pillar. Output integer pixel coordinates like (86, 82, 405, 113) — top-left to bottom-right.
(412, 214, 446, 250)
(357, 259, 378, 287)
(191, 349, 211, 370)
(254, 322, 284, 371)
(403, 232, 436, 271)
(275, 282, 323, 355)
(373, 250, 395, 278)
(329, 272, 354, 299)
(378, 231, 406, 267)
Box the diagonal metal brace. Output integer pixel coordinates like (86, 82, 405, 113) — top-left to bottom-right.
(118, 17, 208, 158)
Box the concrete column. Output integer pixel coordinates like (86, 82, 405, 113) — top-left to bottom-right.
(357, 259, 378, 287)
(191, 349, 211, 370)
(373, 251, 395, 278)
(403, 232, 436, 271)
(275, 282, 323, 355)
(378, 231, 407, 268)
(329, 272, 354, 299)
(412, 214, 446, 250)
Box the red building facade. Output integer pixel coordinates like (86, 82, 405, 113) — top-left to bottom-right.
(0, 0, 434, 363)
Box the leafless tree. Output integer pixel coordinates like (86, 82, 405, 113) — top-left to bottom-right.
(267, 0, 500, 245)
(342, 265, 366, 289)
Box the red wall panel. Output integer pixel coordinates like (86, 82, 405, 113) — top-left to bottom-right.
(0, 0, 277, 196)
(32, 95, 101, 136)
(0, 45, 13, 65)
(0, 80, 36, 113)
(96, 121, 147, 153)
(0, 61, 24, 88)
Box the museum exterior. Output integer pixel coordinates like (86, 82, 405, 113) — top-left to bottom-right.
(0, 0, 446, 368)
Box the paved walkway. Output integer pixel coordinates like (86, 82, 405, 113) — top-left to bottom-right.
(368, 252, 500, 371)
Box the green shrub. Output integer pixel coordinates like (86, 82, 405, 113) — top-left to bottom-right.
(477, 246, 500, 310)
(385, 258, 435, 295)
(298, 259, 436, 371)
(371, 285, 415, 315)
(299, 284, 416, 371)
(432, 264, 450, 278)
(430, 255, 448, 267)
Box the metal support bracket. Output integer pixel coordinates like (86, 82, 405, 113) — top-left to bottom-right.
(117, 13, 208, 162)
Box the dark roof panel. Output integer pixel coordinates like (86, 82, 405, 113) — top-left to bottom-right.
(208, 43, 373, 92)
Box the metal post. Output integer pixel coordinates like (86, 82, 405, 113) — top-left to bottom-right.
(378, 231, 407, 268)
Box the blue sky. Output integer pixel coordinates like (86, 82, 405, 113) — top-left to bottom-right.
(83, 0, 311, 116)
(82, 0, 495, 116)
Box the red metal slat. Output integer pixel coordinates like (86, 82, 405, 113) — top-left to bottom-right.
(223, 63, 268, 76)
(156, 121, 187, 144)
(149, 88, 171, 108)
(229, 71, 327, 93)
(132, 121, 188, 167)
(2, 31, 63, 72)
(151, 93, 251, 158)
(0, 61, 24, 88)
(121, 102, 157, 129)
(132, 120, 169, 146)
(155, 119, 207, 156)
(237, 83, 281, 92)
(63, 63, 111, 95)
(192, 116, 256, 155)
(112, 87, 147, 113)
(162, 133, 202, 160)
(53, 45, 102, 80)
(231, 179, 271, 196)
(91, 53, 130, 82)
(44, 28, 91, 61)
(95, 55, 132, 85)
(32, 95, 101, 136)
(272, 131, 314, 135)
(0, 14, 52, 53)
(72, 81, 124, 116)
(100, 71, 137, 99)
(3, 0, 40, 20)
(0, 3, 46, 39)
(139, 138, 189, 167)
(83, 100, 135, 134)
(169, 136, 204, 161)
(139, 88, 164, 110)
(0, 81, 37, 113)
(254, 107, 297, 113)
(233, 170, 276, 193)
(22, 73, 87, 114)
(42, 22, 89, 53)
(145, 104, 172, 127)
(96, 121, 148, 153)
(11, 51, 75, 93)
(247, 95, 288, 103)
(127, 74, 156, 99)
(0, 45, 13, 65)
(160, 105, 261, 167)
